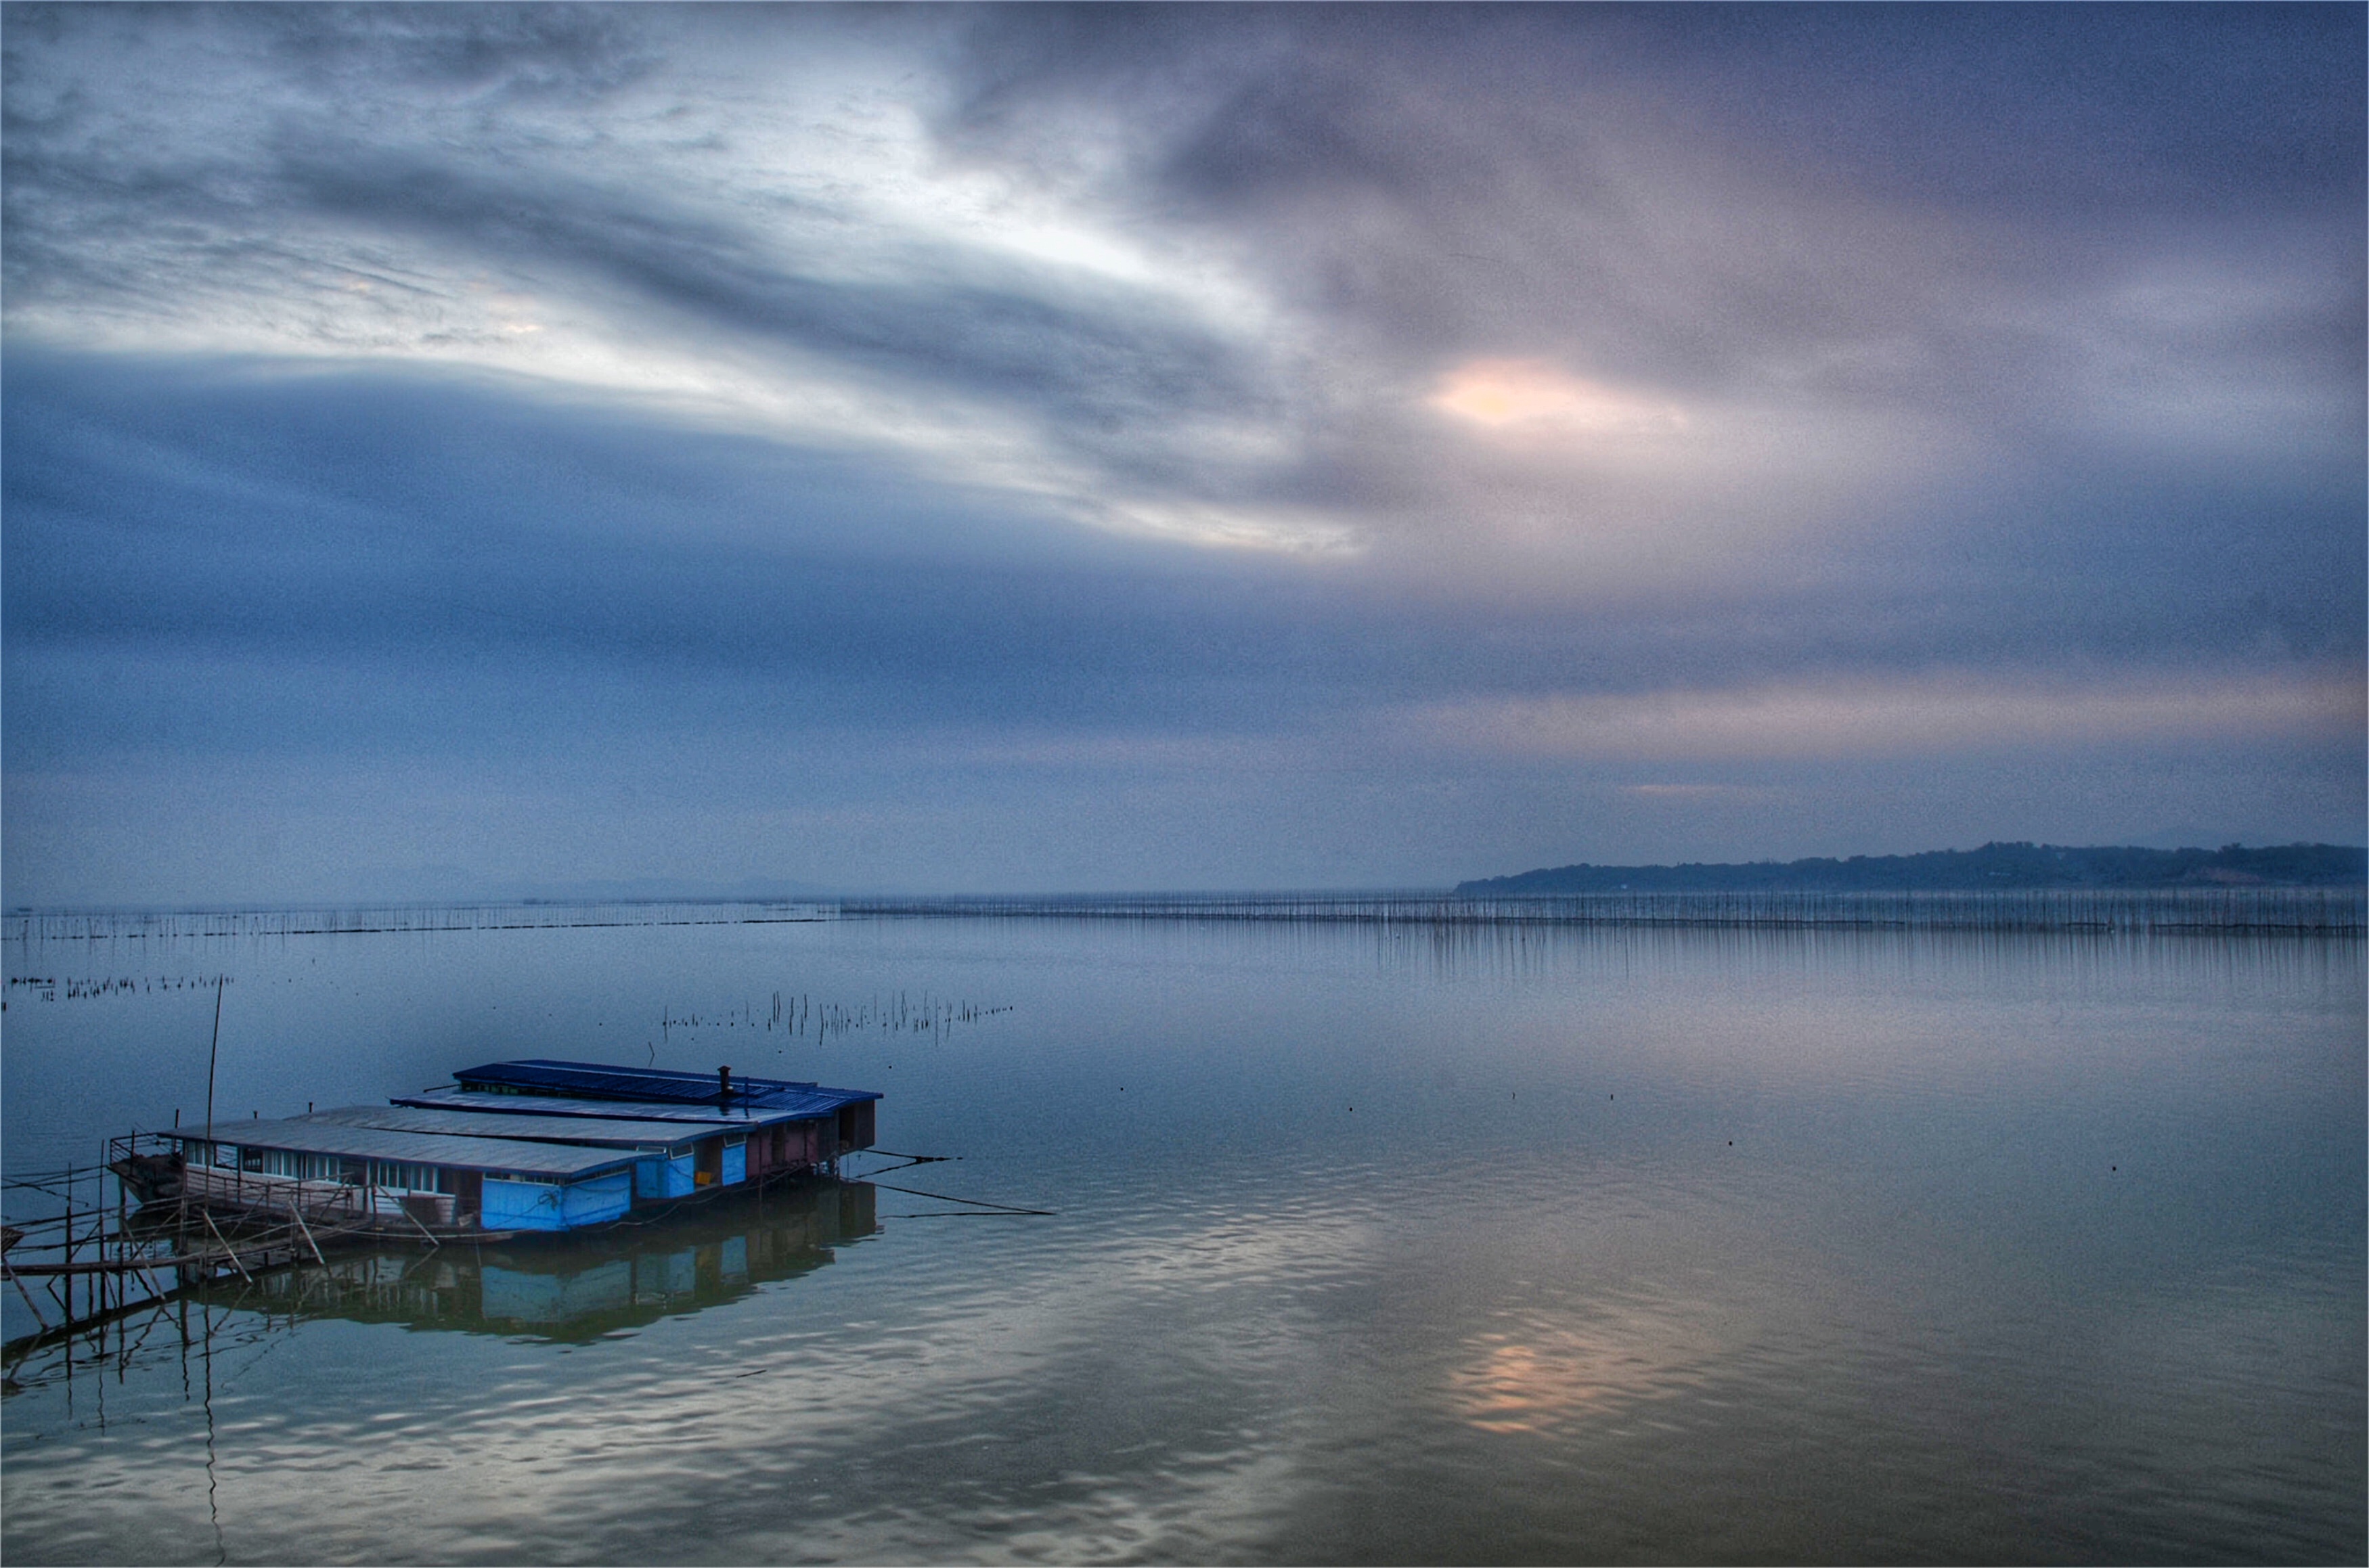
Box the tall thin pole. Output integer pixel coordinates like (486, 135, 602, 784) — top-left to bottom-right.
(198, 974, 225, 1247)
(202, 977, 223, 1152)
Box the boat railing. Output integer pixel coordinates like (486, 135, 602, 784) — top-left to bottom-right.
(108, 1131, 458, 1228)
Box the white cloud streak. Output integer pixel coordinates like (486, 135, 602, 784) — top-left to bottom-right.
(1405, 671, 2367, 764)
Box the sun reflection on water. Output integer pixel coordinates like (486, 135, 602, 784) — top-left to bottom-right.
(1450, 1309, 1723, 1435)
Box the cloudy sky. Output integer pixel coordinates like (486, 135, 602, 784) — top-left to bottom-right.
(4, 3, 2362, 904)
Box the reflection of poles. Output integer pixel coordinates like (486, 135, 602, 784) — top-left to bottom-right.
(201, 1301, 225, 1567)
(63, 1167, 75, 1348)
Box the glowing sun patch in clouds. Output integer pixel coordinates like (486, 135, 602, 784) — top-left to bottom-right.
(1431, 358, 1687, 437)
(1405, 670, 2366, 763)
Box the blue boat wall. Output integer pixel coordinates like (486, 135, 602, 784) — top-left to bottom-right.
(483, 1171, 635, 1232)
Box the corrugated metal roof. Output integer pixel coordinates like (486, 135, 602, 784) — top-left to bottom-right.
(449, 1058, 880, 1111)
(306, 1104, 710, 1153)
(183, 1116, 640, 1178)
(395, 1085, 874, 1125)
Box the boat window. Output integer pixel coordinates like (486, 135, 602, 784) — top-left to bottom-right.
(361, 1159, 442, 1192)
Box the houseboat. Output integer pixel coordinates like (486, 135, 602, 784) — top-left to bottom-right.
(113, 1060, 881, 1237)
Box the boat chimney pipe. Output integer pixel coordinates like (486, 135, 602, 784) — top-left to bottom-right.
(718, 1065, 732, 1103)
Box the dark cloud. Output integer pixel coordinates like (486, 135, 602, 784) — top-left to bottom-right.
(950, 5, 2366, 219)
(1, 5, 2360, 900)
(246, 2, 661, 99)
(945, 5, 2365, 419)
(5, 1, 659, 104)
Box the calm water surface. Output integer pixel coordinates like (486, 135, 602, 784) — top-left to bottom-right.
(3, 915, 2362, 1564)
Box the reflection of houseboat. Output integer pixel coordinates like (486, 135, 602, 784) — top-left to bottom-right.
(112, 1060, 881, 1238)
(185, 1179, 879, 1341)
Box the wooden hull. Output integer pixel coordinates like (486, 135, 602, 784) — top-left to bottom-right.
(109, 1151, 184, 1204)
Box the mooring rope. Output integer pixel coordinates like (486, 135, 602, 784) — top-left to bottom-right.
(863, 1180, 1054, 1217)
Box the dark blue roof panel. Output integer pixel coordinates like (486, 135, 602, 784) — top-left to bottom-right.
(444, 1059, 881, 1113)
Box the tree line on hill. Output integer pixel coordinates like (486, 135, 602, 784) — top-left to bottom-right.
(1455, 842, 2369, 895)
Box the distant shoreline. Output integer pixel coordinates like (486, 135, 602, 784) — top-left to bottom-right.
(1456, 841, 2368, 896)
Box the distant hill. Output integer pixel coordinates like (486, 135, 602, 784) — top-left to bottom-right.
(1455, 842, 2369, 895)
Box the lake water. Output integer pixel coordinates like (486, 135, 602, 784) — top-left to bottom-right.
(4, 913, 2362, 1564)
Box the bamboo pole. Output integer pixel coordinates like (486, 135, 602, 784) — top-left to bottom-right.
(397, 1200, 442, 1250)
(5, 1261, 51, 1331)
(62, 1166, 75, 1328)
(198, 1210, 252, 1286)
(114, 1161, 129, 1320)
(285, 1199, 328, 1268)
(202, 978, 223, 1159)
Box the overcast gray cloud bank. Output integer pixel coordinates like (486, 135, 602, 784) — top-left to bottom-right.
(4, 4, 2362, 904)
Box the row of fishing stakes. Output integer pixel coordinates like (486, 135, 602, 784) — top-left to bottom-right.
(838, 887, 2366, 933)
(9, 973, 228, 1000)
(660, 992, 1014, 1044)
(7, 889, 2356, 954)
(5, 901, 841, 945)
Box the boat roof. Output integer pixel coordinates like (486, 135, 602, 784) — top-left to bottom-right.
(184, 1115, 640, 1180)
(448, 1059, 881, 1113)
(305, 1104, 712, 1154)
(395, 1084, 874, 1125)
